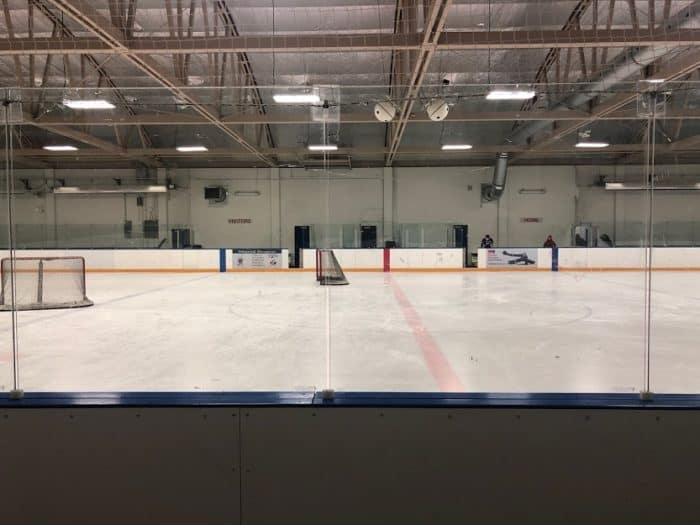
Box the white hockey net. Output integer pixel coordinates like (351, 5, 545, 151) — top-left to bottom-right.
(0, 257, 94, 311)
(315, 249, 349, 286)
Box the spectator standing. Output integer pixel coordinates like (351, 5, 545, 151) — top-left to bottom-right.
(543, 235, 557, 248)
(480, 234, 494, 248)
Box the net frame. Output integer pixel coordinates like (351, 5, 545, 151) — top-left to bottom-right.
(315, 249, 349, 286)
(0, 256, 94, 311)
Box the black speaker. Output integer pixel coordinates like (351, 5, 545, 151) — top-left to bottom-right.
(294, 226, 311, 268)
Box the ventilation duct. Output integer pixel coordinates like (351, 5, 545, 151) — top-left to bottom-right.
(510, 1, 700, 147)
(489, 1, 700, 199)
(482, 153, 509, 202)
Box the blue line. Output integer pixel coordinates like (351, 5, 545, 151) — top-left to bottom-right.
(551, 247, 559, 272)
(219, 248, 227, 272)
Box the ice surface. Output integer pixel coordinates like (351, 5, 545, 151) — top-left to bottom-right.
(0, 271, 698, 393)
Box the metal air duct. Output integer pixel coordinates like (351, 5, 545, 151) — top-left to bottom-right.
(482, 153, 509, 202)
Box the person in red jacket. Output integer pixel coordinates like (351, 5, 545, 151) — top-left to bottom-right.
(543, 235, 557, 248)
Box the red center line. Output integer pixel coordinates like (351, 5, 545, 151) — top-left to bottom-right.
(389, 276, 465, 393)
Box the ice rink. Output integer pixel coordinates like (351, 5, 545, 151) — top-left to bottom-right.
(1, 271, 698, 394)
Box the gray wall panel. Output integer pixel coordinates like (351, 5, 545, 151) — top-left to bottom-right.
(0, 408, 240, 525)
(2, 406, 700, 524)
(240, 408, 700, 524)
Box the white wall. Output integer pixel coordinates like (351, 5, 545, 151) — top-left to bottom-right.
(189, 168, 275, 248)
(576, 165, 700, 245)
(394, 165, 576, 253)
(279, 168, 383, 252)
(1, 165, 698, 252)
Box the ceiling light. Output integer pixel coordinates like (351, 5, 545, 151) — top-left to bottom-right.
(176, 145, 208, 152)
(308, 144, 338, 151)
(441, 144, 472, 150)
(605, 182, 700, 191)
(644, 78, 666, 84)
(54, 185, 168, 194)
(43, 145, 78, 151)
(234, 191, 261, 197)
(63, 99, 115, 110)
(273, 94, 321, 104)
(486, 90, 536, 101)
(575, 141, 610, 148)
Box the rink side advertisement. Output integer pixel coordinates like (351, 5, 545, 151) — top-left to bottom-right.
(486, 248, 538, 267)
(232, 249, 283, 269)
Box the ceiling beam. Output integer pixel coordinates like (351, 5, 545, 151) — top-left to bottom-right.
(43, 0, 274, 166)
(33, 123, 126, 154)
(386, 0, 453, 166)
(32, 1, 158, 166)
(28, 108, 700, 127)
(2, 28, 700, 55)
(519, 0, 593, 114)
(214, 0, 275, 149)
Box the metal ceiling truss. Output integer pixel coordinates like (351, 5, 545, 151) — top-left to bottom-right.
(522, 46, 700, 157)
(386, 0, 452, 166)
(29, 108, 700, 127)
(42, 0, 274, 166)
(30, 0, 158, 166)
(519, 0, 593, 115)
(5, 0, 700, 168)
(1, 29, 700, 55)
(213, 0, 274, 149)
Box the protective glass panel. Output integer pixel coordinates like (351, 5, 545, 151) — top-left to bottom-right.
(3, 85, 333, 392)
(0, 68, 681, 396)
(649, 82, 700, 393)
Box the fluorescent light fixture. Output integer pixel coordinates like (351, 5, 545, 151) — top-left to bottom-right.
(486, 90, 536, 101)
(176, 145, 208, 152)
(519, 188, 546, 194)
(441, 144, 473, 151)
(54, 185, 168, 194)
(575, 141, 610, 148)
(605, 182, 700, 191)
(273, 93, 320, 104)
(233, 191, 261, 197)
(644, 78, 665, 84)
(308, 144, 338, 151)
(43, 145, 77, 151)
(63, 99, 115, 110)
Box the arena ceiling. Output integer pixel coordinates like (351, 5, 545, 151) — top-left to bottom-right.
(1, 0, 700, 168)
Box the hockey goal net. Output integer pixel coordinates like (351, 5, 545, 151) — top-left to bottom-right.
(315, 249, 349, 285)
(0, 257, 94, 311)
